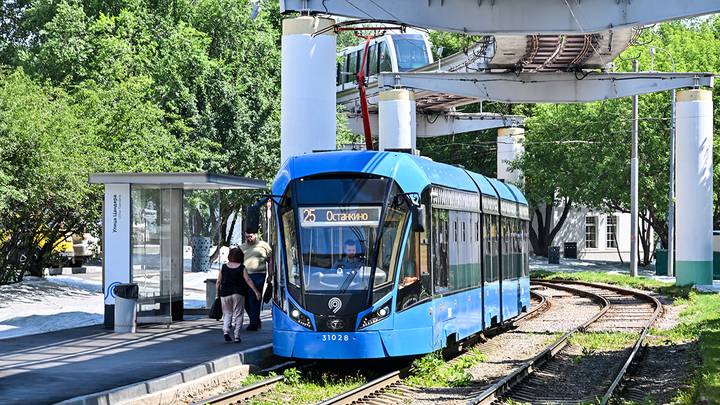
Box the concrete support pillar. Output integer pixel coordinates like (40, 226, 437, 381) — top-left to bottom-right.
(676, 89, 714, 286)
(281, 16, 336, 164)
(497, 127, 525, 184)
(378, 89, 416, 151)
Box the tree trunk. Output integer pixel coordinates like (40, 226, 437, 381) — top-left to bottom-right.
(529, 198, 572, 257)
(638, 214, 653, 267)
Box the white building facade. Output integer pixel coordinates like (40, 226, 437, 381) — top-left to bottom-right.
(498, 128, 650, 262)
(545, 206, 650, 261)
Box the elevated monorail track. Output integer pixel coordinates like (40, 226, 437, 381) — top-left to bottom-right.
(468, 280, 662, 405)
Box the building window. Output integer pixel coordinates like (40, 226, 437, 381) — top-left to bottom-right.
(585, 216, 597, 248)
(606, 215, 617, 248)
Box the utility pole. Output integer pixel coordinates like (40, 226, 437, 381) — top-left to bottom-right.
(668, 87, 676, 277)
(630, 60, 639, 277)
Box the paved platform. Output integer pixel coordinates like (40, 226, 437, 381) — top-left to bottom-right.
(0, 311, 272, 405)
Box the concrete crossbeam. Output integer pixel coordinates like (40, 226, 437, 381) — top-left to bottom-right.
(280, 0, 720, 34)
(347, 112, 524, 138)
(377, 72, 715, 103)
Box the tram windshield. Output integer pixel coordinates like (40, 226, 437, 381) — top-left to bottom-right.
(281, 177, 407, 293)
(392, 34, 429, 71)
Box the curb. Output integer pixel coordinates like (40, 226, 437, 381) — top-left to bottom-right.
(57, 343, 274, 405)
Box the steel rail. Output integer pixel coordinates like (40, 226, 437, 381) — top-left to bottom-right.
(467, 281, 610, 405)
(318, 288, 552, 405)
(193, 374, 284, 405)
(467, 279, 661, 405)
(318, 370, 404, 405)
(194, 360, 312, 405)
(553, 280, 663, 404)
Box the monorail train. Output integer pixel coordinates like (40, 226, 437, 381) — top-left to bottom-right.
(247, 150, 530, 359)
(336, 33, 433, 91)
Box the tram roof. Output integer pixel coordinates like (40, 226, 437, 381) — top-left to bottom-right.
(274, 151, 526, 205)
(504, 183, 528, 205)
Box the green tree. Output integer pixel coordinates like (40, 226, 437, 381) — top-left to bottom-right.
(0, 69, 98, 283)
(515, 17, 720, 262)
(0, 0, 284, 281)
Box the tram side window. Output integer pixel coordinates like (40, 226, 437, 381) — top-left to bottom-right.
(515, 219, 522, 278)
(472, 213, 482, 287)
(501, 218, 512, 280)
(281, 209, 301, 289)
(521, 219, 530, 277)
(448, 212, 459, 290)
(378, 41, 393, 72)
(272, 219, 285, 307)
(432, 209, 449, 293)
(484, 214, 499, 283)
(397, 232, 431, 311)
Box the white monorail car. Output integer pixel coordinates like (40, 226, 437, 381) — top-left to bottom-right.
(336, 33, 433, 91)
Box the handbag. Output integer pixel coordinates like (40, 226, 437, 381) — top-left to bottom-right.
(209, 297, 222, 320)
(262, 281, 273, 304)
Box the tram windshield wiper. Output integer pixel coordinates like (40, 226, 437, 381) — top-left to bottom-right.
(338, 269, 357, 294)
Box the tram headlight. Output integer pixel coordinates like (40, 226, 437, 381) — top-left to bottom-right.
(288, 301, 313, 330)
(359, 302, 392, 329)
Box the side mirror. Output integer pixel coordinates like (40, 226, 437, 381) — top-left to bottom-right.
(244, 199, 265, 234)
(412, 204, 426, 233)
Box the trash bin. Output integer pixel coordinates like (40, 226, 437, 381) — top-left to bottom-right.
(564, 242, 577, 259)
(548, 246, 560, 264)
(655, 248, 668, 276)
(114, 283, 138, 333)
(205, 278, 217, 309)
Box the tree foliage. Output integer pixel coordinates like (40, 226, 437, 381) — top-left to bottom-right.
(0, 0, 282, 282)
(515, 17, 720, 261)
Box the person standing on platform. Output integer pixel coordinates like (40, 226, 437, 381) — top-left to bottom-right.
(240, 232, 272, 331)
(216, 248, 261, 343)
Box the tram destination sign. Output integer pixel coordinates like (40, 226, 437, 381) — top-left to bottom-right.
(300, 206, 382, 228)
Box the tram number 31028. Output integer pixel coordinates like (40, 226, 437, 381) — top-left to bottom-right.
(321, 334, 350, 342)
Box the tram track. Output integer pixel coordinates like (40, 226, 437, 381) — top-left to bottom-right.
(317, 291, 551, 405)
(467, 280, 662, 405)
(192, 361, 305, 405)
(194, 281, 658, 405)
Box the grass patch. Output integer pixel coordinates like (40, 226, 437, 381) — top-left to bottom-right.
(406, 348, 487, 388)
(654, 292, 720, 404)
(530, 270, 690, 298)
(248, 367, 365, 404)
(570, 332, 637, 352)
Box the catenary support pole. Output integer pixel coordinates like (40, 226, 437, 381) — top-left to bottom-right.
(281, 16, 336, 164)
(676, 89, 714, 286)
(378, 89, 416, 151)
(496, 127, 526, 185)
(630, 60, 639, 277)
(667, 88, 676, 277)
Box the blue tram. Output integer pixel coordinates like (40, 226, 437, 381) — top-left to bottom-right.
(248, 150, 530, 359)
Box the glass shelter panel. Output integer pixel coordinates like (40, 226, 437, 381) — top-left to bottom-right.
(131, 187, 183, 323)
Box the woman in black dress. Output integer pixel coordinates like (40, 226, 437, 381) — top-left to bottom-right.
(216, 248, 261, 342)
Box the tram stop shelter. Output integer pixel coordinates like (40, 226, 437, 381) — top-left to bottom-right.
(89, 173, 266, 328)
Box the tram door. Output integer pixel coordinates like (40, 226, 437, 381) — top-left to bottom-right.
(393, 224, 434, 355)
